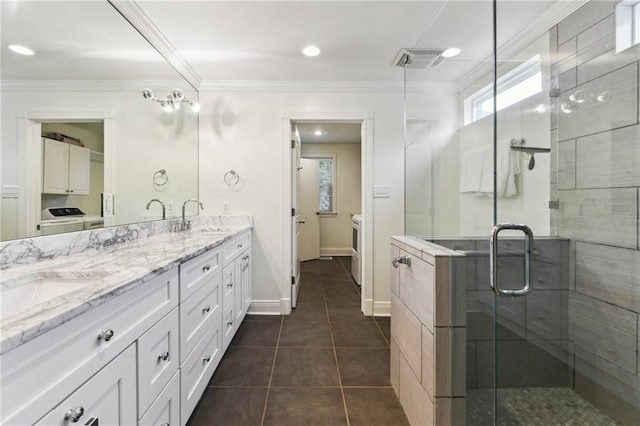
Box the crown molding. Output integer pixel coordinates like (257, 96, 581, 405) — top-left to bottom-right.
(1, 80, 191, 93)
(199, 80, 457, 93)
(108, 0, 202, 91)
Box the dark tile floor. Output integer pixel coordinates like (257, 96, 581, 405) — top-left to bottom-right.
(188, 256, 409, 426)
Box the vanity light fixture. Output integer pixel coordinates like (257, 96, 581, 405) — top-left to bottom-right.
(302, 45, 321, 57)
(142, 88, 201, 113)
(8, 44, 35, 56)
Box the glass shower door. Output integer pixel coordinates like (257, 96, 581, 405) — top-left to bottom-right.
(492, 0, 639, 425)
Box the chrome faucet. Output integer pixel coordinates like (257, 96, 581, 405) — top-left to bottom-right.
(182, 199, 204, 230)
(146, 198, 166, 220)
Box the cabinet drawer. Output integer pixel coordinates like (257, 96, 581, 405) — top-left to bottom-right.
(1, 269, 179, 425)
(223, 231, 250, 265)
(222, 303, 235, 352)
(180, 246, 222, 302)
(181, 319, 222, 425)
(222, 263, 236, 308)
(180, 271, 221, 363)
(139, 370, 180, 426)
(138, 308, 179, 417)
(36, 344, 137, 426)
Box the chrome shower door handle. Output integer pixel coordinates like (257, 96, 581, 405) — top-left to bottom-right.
(392, 255, 411, 268)
(489, 223, 533, 297)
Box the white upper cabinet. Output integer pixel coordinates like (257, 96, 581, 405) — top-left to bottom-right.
(42, 138, 90, 195)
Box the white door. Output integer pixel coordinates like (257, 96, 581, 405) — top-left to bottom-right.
(68, 145, 90, 195)
(291, 126, 302, 308)
(299, 158, 320, 262)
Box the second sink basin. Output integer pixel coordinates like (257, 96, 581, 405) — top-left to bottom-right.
(1, 270, 112, 320)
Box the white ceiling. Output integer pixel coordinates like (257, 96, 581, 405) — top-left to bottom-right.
(2, 1, 565, 84)
(297, 123, 361, 144)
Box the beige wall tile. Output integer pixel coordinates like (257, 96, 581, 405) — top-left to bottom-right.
(400, 254, 434, 329)
(557, 1, 615, 45)
(391, 244, 400, 297)
(391, 337, 400, 393)
(421, 325, 434, 400)
(391, 293, 422, 379)
(399, 353, 434, 426)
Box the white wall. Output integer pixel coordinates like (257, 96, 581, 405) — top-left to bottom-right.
(0, 84, 199, 239)
(302, 142, 361, 256)
(198, 85, 457, 312)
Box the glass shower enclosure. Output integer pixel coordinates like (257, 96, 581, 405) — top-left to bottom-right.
(403, 0, 639, 424)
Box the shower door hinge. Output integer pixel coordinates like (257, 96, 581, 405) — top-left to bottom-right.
(291, 276, 295, 285)
(548, 199, 560, 209)
(291, 139, 295, 148)
(292, 208, 296, 217)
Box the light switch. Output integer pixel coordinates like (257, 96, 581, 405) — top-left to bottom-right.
(2, 185, 19, 199)
(102, 192, 114, 217)
(373, 185, 390, 198)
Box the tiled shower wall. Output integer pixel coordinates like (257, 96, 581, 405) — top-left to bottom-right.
(551, 1, 640, 424)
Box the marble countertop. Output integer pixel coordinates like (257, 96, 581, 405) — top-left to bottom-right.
(0, 225, 251, 355)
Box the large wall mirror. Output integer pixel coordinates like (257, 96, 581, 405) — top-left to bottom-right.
(1, 0, 199, 241)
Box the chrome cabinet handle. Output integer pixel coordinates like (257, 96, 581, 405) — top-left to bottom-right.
(64, 406, 85, 422)
(227, 320, 233, 326)
(203, 355, 211, 363)
(160, 423, 170, 426)
(237, 243, 243, 249)
(490, 223, 533, 297)
(158, 351, 170, 361)
(97, 329, 114, 341)
(391, 255, 411, 268)
(203, 305, 211, 313)
(202, 264, 211, 272)
(227, 282, 233, 288)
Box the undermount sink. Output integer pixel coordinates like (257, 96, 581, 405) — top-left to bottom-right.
(1, 270, 111, 320)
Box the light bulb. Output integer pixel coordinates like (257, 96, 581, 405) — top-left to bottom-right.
(171, 89, 184, 100)
(173, 99, 181, 110)
(8, 44, 35, 56)
(190, 102, 201, 113)
(142, 89, 154, 99)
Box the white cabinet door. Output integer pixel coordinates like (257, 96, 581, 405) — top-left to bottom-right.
(242, 251, 252, 315)
(139, 370, 180, 426)
(234, 257, 244, 324)
(68, 144, 90, 195)
(222, 303, 235, 352)
(42, 138, 69, 194)
(222, 263, 235, 307)
(138, 308, 179, 417)
(180, 271, 221, 363)
(36, 344, 136, 426)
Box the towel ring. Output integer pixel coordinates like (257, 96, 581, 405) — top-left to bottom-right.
(153, 169, 169, 186)
(224, 170, 240, 186)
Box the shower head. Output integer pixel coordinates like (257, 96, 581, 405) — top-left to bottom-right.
(393, 48, 446, 68)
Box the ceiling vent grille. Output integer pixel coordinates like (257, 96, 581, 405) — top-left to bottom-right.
(393, 48, 446, 68)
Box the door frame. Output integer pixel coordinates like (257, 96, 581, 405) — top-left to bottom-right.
(17, 110, 113, 238)
(281, 111, 374, 315)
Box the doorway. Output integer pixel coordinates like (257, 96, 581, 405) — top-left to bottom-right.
(284, 112, 373, 315)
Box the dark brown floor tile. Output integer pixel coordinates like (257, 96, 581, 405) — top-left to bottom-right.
(263, 387, 348, 426)
(344, 388, 409, 426)
(374, 317, 391, 343)
(297, 285, 325, 303)
(187, 387, 267, 426)
(245, 314, 283, 322)
(231, 320, 281, 347)
(332, 321, 389, 347)
(279, 321, 333, 347)
(286, 303, 328, 321)
(324, 286, 361, 304)
(322, 279, 357, 290)
(271, 347, 339, 386)
(327, 304, 371, 322)
(210, 347, 275, 386)
(336, 347, 390, 386)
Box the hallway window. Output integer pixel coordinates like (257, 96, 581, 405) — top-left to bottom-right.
(318, 158, 335, 212)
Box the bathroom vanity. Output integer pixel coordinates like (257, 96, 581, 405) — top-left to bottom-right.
(0, 219, 252, 426)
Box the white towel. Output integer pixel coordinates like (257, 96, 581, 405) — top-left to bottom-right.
(461, 140, 520, 197)
(460, 146, 489, 194)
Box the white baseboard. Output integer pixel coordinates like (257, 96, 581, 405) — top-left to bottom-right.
(320, 248, 352, 257)
(373, 301, 391, 316)
(363, 298, 374, 316)
(247, 300, 283, 315)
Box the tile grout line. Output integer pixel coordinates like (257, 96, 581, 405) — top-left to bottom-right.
(321, 259, 351, 426)
(260, 314, 284, 426)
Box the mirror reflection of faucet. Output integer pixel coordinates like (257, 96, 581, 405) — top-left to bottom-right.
(145, 199, 166, 220)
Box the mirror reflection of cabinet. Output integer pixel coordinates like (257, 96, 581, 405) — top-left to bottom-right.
(42, 138, 90, 195)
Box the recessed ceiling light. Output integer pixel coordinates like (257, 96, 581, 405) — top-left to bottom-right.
(302, 45, 321, 57)
(314, 129, 324, 136)
(441, 47, 461, 58)
(8, 44, 35, 56)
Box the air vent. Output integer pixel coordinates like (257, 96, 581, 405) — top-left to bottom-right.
(393, 48, 446, 68)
